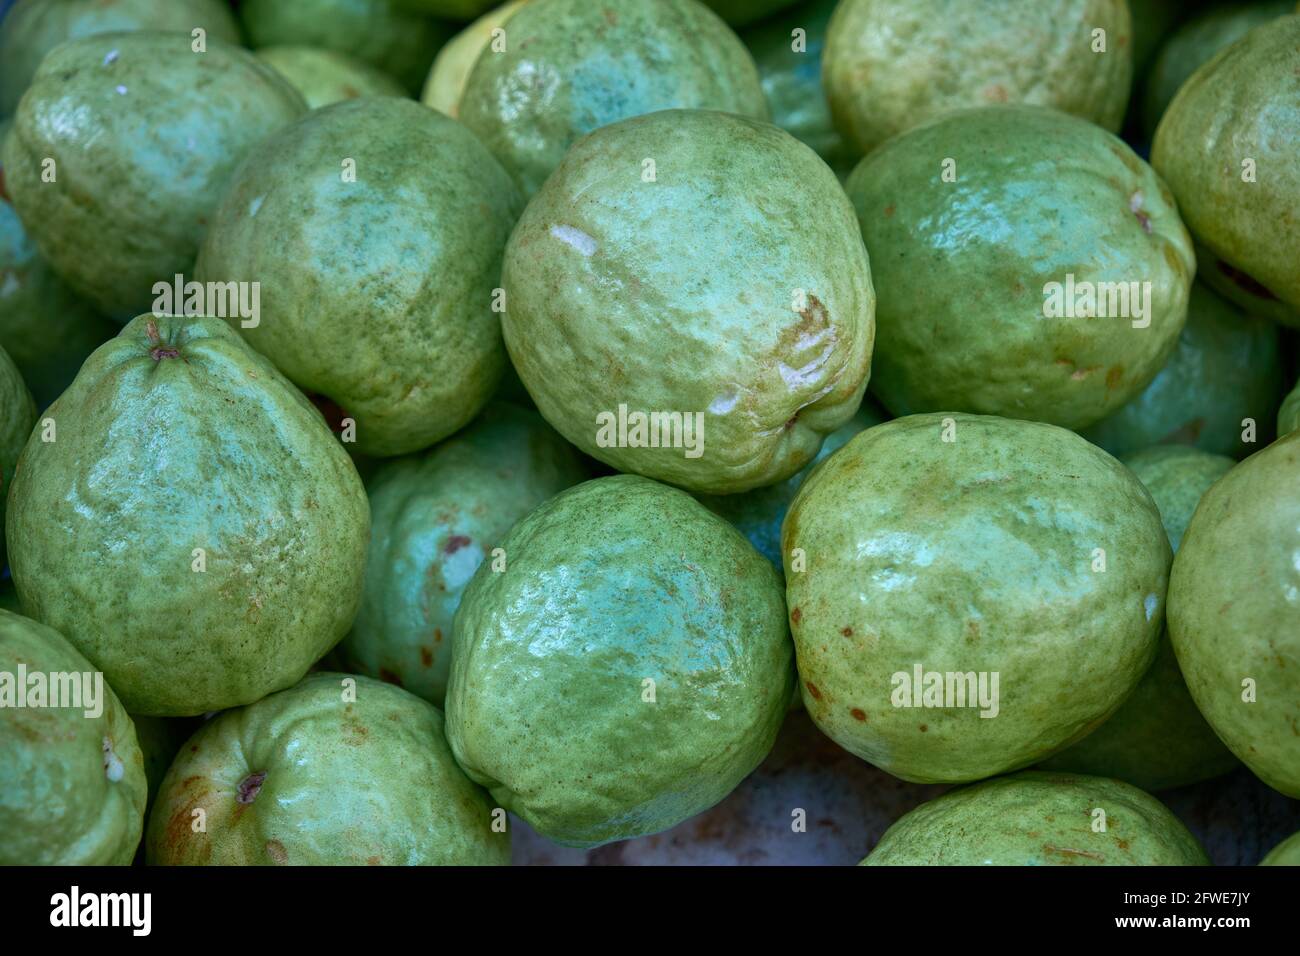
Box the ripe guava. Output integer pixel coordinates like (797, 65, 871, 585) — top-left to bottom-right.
(255, 47, 406, 110)
(5, 315, 370, 716)
(503, 108, 875, 494)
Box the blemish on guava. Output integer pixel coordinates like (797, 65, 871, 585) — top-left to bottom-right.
(841, 626, 853, 637)
(378, 668, 403, 687)
(1144, 594, 1158, 621)
(1216, 259, 1278, 301)
(805, 681, 822, 700)
(790, 607, 801, 624)
(237, 770, 267, 804)
(918, 724, 928, 733)
(550, 223, 597, 257)
(145, 319, 181, 361)
(102, 737, 124, 782)
(444, 535, 472, 555)
(1129, 192, 1151, 233)
(850, 708, 866, 722)
(420, 647, 433, 667)
(1105, 365, 1123, 390)
(265, 839, 288, 864)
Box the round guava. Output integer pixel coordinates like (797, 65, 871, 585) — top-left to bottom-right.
(420, 0, 529, 118)
(256, 46, 406, 110)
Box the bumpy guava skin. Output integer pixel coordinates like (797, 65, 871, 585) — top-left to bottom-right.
(0, 344, 35, 571)
(824, 0, 1132, 156)
(503, 108, 875, 494)
(783, 413, 1169, 784)
(239, 0, 452, 92)
(0, 609, 147, 865)
(862, 772, 1209, 865)
(1039, 446, 1238, 790)
(1168, 430, 1300, 797)
(845, 105, 1194, 431)
(1280, 378, 1300, 436)
(196, 97, 520, 457)
(1080, 282, 1283, 459)
(446, 475, 793, 848)
(338, 404, 587, 705)
(5, 315, 370, 716)
(1261, 831, 1300, 865)
(0, 0, 241, 117)
(420, 0, 529, 118)
(0, 33, 306, 321)
(255, 47, 406, 110)
(147, 673, 509, 865)
(459, 0, 769, 198)
(1152, 16, 1300, 326)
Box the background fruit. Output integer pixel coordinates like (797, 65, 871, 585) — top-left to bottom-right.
(420, 0, 529, 118)
(702, 0, 799, 27)
(255, 46, 406, 110)
(0, 342, 35, 571)
(1261, 831, 1300, 865)
(1280, 377, 1300, 436)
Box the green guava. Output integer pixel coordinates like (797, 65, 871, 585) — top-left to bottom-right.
(0, 608, 147, 865)
(1141, 2, 1293, 144)
(1261, 831, 1300, 865)
(458, 0, 769, 197)
(255, 46, 406, 110)
(338, 403, 587, 705)
(446, 474, 793, 848)
(1280, 378, 1300, 437)
(697, 399, 887, 574)
(196, 97, 519, 457)
(1079, 282, 1283, 459)
(1152, 15, 1300, 326)
(742, 0, 849, 172)
(147, 673, 509, 865)
(0, 0, 241, 117)
(420, 0, 529, 118)
(1, 32, 305, 321)
(783, 413, 1169, 784)
(845, 105, 1194, 431)
(862, 771, 1209, 865)
(702, 0, 799, 27)
(5, 315, 369, 716)
(1039, 445, 1238, 790)
(1168, 430, 1300, 797)
(0, 343, 35, 572)
(824, 0, 1132, 156)
(503, 108, 875, 494)
(239, 0, 452, 92)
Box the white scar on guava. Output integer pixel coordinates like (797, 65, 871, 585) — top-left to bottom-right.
(550, 224, 597, 256)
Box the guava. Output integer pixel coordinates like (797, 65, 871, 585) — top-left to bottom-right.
(0, 343, 35, 572)
(0, 0, 241, 117)
(862, 771, 1209, 865)
(5, 315, 369, 716)
(824, 0, 1132, 156)
(1079, 282, 1283, 459)
(239, 0, 452, 92)
(1039, 445, 1238, 790)
(0, 608, 147, 865)
(742, 0, 849, 173)
(338, 403, 587, 705)
(845, 105, 1193, 431)
(256, 46, 406, 110)
(458, 0, 769, 198)
(394, 0, 499, 20)
(1280, 378, 1300, 437)
(1168, 430, 1300, 797)
(1152, 15, 1300, 326)
(503, 108, 875, 494)
(446, 474, 793, 848)
(697, 399, 887, 574)
(1141, 2, 1293, 144)
(1, 32, 305, 321)
(196, 97, 519, 457)
(420, 0, 529, 118)
(783, 413, 1169, 784)
(1261, 831, 1300, 865)
(702, 1, 799, 28)
(147, 673, 509, 865)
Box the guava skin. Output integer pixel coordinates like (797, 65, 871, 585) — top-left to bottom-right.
(1280, 378, 1300, 437)
(1140, 1, 1293, 142)
(824, 0, 1132, 156)
(862, 771, 1209, 865)
(420, 0, 529, 118)
(845, 105, 1194, 432)
(338, 403, 587, 706)
(147, 673, 509, 865)
(0, 33, 306, 322)
(0, 609, 147, 865)
(196, 97, 520, 458)
(697, 400, 887, 573)
(1079, 282, 1283, 459)
(1168, 430, 1300, 797)
(458, 0, 770, 198)
(1152, 16, 1300, 326)
(1261, 831, 1300, 865)
(503, 109, 876, 495)
(255, 46, 407, 110)
(783, 413, 1169, 784)
(742, 0, 849, 172)
(446, 475, 794, 848)
(1039, 446, 1238, 791)
(0, 344, 35, 572)
(5, 315, 370, 716)
(239, 0, 452, 93)
(0, 0, 241, 118)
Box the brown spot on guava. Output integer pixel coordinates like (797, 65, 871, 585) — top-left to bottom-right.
(1043, 844, 1104, 862)
(420, 647, 433, 667)
(1105, 365, 1124, 390)
(790, 607, 802, 624)
(378, 668, 403, 687)
(433, 628, 443, 643)
(265, 839, 288, 864)
(444, 535, 472, 555)
(805, 681, 822, 700)
(918, 724, 928, 732)
(236, 770, 267, 805)
(850, 708, 866, 721)
(982, 83, 1008, 102)
(841, 626, 853, 636)
(342, 85, 360, 99)
(1216, 259, 1279, 301)
(883, 204, 895, 218)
